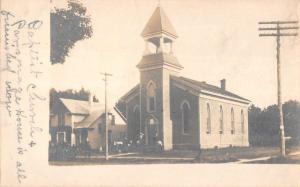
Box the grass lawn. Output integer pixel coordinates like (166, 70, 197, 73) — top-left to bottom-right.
(49, 145, 300, 165)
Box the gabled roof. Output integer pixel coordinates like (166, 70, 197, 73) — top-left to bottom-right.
(74, 107, 126, 129)
(171, 76, 250, 103)
(58, 98, 126, 129)
(141, 6, 178, 38)
(137, 53, 183, 69)
(74, 107, 104, 128)
(59, 98, 91, 115)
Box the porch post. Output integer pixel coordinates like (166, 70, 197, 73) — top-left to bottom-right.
(71, 131, 76, 146)
(145, 123, 148, 145)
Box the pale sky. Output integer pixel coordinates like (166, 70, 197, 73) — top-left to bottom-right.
(51, 0, 300, 108)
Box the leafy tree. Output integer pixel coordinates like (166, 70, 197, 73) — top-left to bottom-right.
(51, 0, 93, 64)
(260, 105, 280, 146)
(283, 100, 300, 145)
(50, 88, 99, 111)
(248, 100, 300, 147)
(248, 104, 262, 145)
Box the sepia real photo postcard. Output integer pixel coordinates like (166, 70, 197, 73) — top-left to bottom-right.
(1, 0, 300, 186)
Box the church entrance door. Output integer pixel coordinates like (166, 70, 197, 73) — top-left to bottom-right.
(146, 116, 158, 146)
(148, 123, 158, 145)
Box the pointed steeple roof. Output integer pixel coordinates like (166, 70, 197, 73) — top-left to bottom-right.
(141, 6, 178, 38)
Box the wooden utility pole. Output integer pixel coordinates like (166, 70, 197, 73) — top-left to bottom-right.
(258, 21, 298, 157)
(101, 72, 113, 160)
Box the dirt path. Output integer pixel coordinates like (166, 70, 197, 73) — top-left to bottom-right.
(232, 151, 300, 164)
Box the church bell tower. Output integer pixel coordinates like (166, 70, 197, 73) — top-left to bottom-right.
(137, 5, 183, 150)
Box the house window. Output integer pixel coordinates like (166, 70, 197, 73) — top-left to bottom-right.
(147, 81, 156, 112)
(241, 110, 245, 133)
(108, 130, 112, 144)
(231, 108, 235, 134)
(98, 123, 102, 134)
(58, 113, 65, 127)
(57, 132, 65, 144)
(133, 105, 140, 136)
(206, 103, 211, 134)
(181, 101, 191, 134)
(219, 106, 224, 134)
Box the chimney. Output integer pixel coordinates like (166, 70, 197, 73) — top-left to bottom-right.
(111, 114, 115, 126)
(220, 79, 226, 90)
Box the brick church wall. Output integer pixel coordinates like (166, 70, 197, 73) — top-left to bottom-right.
(170, 84, 200, 149)
(199, 96, 249, 148)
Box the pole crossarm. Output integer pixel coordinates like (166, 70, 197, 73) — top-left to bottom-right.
(259, 33, 298, 37)
(258, 20, 298, 38)
(258, 27, 299, 31)
(259, 21, 298, 24)
(100, 72, 113, 76)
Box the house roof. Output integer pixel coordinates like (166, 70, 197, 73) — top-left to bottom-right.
(137, 53, 183, 70)
(59, 98, 91, 115)
(171, 76, 250, 103)
(74, 107, 127, 129)
(141, 6, 178, 38)
(58, 98, 126, 129)
(74, 107, 104, 128)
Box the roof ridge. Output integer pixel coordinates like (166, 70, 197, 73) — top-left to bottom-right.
(173, 76, 250, 102)
(180, 76, 207, 84)
(60, 97, 88, 102)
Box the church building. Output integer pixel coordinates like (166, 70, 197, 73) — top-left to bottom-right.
(116, 6, 251, 150)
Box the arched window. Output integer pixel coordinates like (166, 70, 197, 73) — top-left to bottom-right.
(181, 101, 191, 134)
(219, 106, 224, 134)
(133, 105, 139, 116)
(231, 108, 235, 134)
(206, 103, 211, 134)
(241, 110, 245, 133)
(133, 105, 140, 139)
(147, 81, 156, 112)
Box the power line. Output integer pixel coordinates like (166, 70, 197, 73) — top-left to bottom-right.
(258, 20, 298, 157)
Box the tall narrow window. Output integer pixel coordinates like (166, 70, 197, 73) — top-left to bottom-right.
(181, 101, 191, 134)
(219, 106, 224, 134)
(241, 110, 245, 133)
(98, 123, 102, 134)
(231, 108, 235, 134)
(133, 105, 140, 139)
(206, 103, 211, 134)
(147, 81, 156, 112)
(108, 130, 112, 144)
(57, 132, 65, 144)
(58, 113, 65, 127)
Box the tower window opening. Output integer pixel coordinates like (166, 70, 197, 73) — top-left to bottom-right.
(147, 81, 156, 112)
